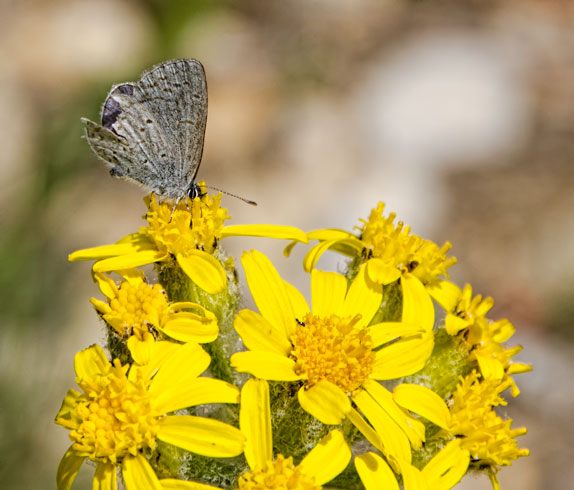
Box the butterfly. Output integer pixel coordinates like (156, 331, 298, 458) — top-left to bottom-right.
(82, 59, 208, 201)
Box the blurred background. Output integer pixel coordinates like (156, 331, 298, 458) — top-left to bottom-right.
(1, 0, 572, 488)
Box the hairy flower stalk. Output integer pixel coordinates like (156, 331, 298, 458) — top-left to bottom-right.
(59, 195, 530, 490)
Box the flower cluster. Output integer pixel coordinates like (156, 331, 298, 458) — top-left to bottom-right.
(57, 192, 530, 490)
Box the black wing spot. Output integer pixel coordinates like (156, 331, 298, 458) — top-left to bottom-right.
(102, 85, 134, 129)
(110, 167, 124, 177)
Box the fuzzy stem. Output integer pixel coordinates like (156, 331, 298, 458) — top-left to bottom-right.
(156, 254, 241, 384)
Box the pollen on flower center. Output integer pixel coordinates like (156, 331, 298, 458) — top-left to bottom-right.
(108, 280, 168, 339)
(68, 360, 159, 464)
(291, 313, 375, 393)
(143, 187, 230, 256)
(238, 455, 320, 490)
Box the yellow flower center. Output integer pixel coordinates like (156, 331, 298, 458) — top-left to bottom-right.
(359, 202, 456, 286)
(108, 280, 168, 340)
(291, 313, 375, 393)
(448, 371, 529, 466)
(69, 360, 160, 464)
(238, 455, 320, 490)
(142, 185, 230, 256)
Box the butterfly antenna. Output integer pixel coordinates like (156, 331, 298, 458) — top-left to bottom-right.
(205, 186, 257, 206)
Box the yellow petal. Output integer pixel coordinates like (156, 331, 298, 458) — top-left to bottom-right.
(230, 351, 302, 381)
(149, 343, 211, 410)
(340, 264, 382, 328)
(303, 239, 341, 272)
(93, 462, 117, 490)
(347, 408, 385, 454)
(221, 224, 309, 243)
(154, 377, 240, 414)
(56, 446, 85, 490)
(234, 309, 292, 356)
(398, 461, 428, 490)
(127, 335, 154, 366)
(363, 380, 425, 450)
(427, 280, 462, 312)
(508, 363, 532, 375)
(134, 341, 182, 379)
(68, 238, 151, 261)
(162, 309, 218, 344)
(311, 269, 347, 317)
(329, 238, 365, 257)
(368, 322, 425, 348)
(445, 314, 471, 335)
(307, 229, 355, 241)
(74, 345, 109, 379)
(122, 454, 162, 490)
(476, 353, 505, 380)
(117, 268, 146, 281)
(55, 389, 82, 426)
(367, 258, 401, 285)
(283, 239, 298, 257)
(160, 479, 215, 490)
(116, 232, 155, 245)
(491, 318, 516, 343)
(283, 280, 310, 324)
(297, 380, 351, 425)
(240, 379, 272, 471)
(393, 384, 451, 430)
(93, 272, 119, 299)
(299, 430, 351, 485)
(351, 388, 412, 462)
(177, 250, 226, 294)
(93, 250, 169, 272)
(90, 298, 111, 316)
(158, 415, 245, 457)
(422, 439, 469, 490)
(372, 333, 434, 379)
(241, 250, 295, 336)
(355, 452, 400, 490)
(402, 274, 434, 332)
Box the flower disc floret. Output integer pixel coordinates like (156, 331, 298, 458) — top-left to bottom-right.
(108, 280, 168, 339)
(143, 189, 229, 256)
(448, 371, 529, 467)
(445, 284, 532, 396)
(291, 313, 375, 393)
(359, 202, 456, 286)
(238, 455, 319, 490)
(67, 360, 159, 464)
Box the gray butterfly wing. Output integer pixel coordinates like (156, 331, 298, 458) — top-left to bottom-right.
(131, 59, 207, 184)
(82, 118, 167, 191)
(96, 84, 190, 197)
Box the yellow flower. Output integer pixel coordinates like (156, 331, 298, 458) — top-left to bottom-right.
(445, 284, 532, 396)
(69, 186, 308, 294)
(90, 269, 219, 364)
(159, 378, 351, 490)
(356, 439, 469, 490)
(288, 202, 460, 310)
(446, 371, 529, 487)
(55, 344, 244, 490)
(230, 250, 446, 465)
